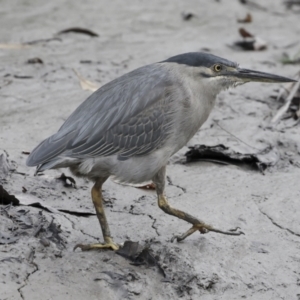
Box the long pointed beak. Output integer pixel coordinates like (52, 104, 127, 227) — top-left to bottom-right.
(235, 68, 297, 83)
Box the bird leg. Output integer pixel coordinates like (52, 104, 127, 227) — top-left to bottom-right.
(74, 177, 119, 251)
(152, 166, 244, 242)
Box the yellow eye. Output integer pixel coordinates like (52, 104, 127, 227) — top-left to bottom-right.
(214, 64, 222, 72)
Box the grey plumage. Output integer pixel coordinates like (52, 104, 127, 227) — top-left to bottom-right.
(27, 64, 177, 170)
(26, 52, 296, 249)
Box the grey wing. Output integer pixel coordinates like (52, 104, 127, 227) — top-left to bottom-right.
(66, 96, 175, 161)
(26, 64, 177, 168)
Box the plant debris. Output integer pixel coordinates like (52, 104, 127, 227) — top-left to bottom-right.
(17, 193, 95, 216)
(46, 218, 66, 248)
(0, 206, 66, 248)
(57, 173, 77, 188)
(239, 27, 253, 38)
(185, 144, 279, 174)
(285, 0, 300, 9)
(27, 57, 43, 64)
(181, 12, 195, 21)
(237, 13, 252, 23)
(0, 43, 30, 49)
(73, 68, 99, 92)
(0, 185, 20, 205)
(56, 27, 99, 37)
(24, 37, 62, 45)
(80, 60, 93, 64)
(14, 75, 34, 79)
(238, 0, 272, 13)
(116, 241, 167, 279)
(231, 28, 267, 51)
(272, 76, 300, 123)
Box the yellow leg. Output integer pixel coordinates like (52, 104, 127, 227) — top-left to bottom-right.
(153, 166, 244, 242)
(158, 194, 243, 242)
(74, 177, 119, 251)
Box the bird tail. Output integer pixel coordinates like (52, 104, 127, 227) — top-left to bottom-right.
(26, 130, 76, 172)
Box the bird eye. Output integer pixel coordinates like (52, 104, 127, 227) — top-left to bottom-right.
(214, 64, 222, 72)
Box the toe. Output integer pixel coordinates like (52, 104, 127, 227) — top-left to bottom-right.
(73, 242, 119, 251)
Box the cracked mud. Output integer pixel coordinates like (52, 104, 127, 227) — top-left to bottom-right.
(1, 0, 300, 299)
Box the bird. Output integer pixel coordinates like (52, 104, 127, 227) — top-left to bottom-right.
(26, 52, 296, 251)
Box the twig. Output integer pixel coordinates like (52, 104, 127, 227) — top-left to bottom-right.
(271, 79, 300, 123)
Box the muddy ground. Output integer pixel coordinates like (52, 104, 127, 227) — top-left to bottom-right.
(1, 0, 300, 299)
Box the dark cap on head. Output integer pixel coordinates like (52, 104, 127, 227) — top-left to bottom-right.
(161, 52, 238, 68)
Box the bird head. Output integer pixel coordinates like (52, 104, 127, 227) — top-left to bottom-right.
(162, 52, 296, 94)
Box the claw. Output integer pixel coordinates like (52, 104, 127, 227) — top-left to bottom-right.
(208, 227, 245, 236)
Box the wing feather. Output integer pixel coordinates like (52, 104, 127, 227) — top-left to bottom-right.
(26, 64, 178, 168)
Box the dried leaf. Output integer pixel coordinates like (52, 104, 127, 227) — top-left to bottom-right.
(239, 28, 253, 38)
(73, 68, 99, 92)
(233, 29, 268, 51)
(17, 193, 95, 216)
(116, 241, 141, 260)
(57, 27, 99, 37)
(237, 13, 252, 23)
(0, 257, 22, 263)
(285, 0, 300, 9)
(185, 144, 279, 174)
(14, 75, 34, 79)
(47, 219, 66, 248)
(0, 185, 20, 206)
(233, 39, 267, 51)
(80, 60, 93, 64)
(239, 0, 269, 12)
(27, 57, 43, 64)
(181, 12, 195, 21)
(24, 37, 62, 45)
(116, 241, 167, 278)
(0, 43, 29, 49)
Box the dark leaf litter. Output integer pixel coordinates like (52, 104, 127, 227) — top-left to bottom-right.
(185, 144, 279, 174)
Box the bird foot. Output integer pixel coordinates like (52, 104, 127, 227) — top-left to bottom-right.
(171, 223, 244, 242)
(208, 226, 244, 236)
(73, 239, 119, 251)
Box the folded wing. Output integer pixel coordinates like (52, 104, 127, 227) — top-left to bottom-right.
(26, 64, 177, 169)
